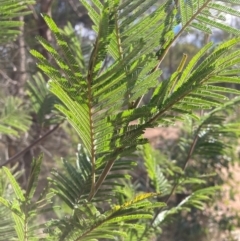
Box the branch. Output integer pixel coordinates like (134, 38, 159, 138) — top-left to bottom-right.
(163, 133, 199, 204)
(88, 157, 116, 201)
(133, 1, 209, 109)
(139, 123, 202, 240)
(0, 123, 61, 168)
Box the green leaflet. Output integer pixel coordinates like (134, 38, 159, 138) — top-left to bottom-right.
(0, 0, 35, 44)
(2, 167, 25, 202)
(0, 157, 55, 240)
(178, 0, 240, 36)
(47, 192, 164, 241)
(0, 97, 31, 136)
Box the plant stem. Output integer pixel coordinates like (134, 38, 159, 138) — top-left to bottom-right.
(139, 123, 202, 240)
(88, 157, 116, 201)
(0, 123, 61, 168)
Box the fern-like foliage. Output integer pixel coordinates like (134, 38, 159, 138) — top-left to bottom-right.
(46, 192, 165, 241)
(47, 144, 172, 241)
(0, 0, 34, 137)
(49, 143, 136, 207)
(194, 98, 240, 157)
(132, 97, 240, 240)
(0, 156, 56, 240)
(142, 144, 172, 195)
(21, 0, 240, 239)
(0, 0, 35, 44)
(138, 145, 211, 239)
(0, 164, 21, 241)
(0, 96, 31, 136)
(31, 0, 240, 202)
(61, 23, 89, 75)
(27, 72, 63, 126)
(178, 0, 240, 35)
(174, 96, 240, 171)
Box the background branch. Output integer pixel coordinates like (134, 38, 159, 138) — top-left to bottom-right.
(0, 123, 61, 168)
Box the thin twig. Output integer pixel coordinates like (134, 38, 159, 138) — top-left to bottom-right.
(67, 0, 84, 18)
(0, 123, 61, 168)
(164, 132, 199, 206)
(139, 124, 201, 240)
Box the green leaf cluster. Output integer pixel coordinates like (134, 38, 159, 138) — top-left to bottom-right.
(0, 0, 35, 44)
(0, 157, 55, 240)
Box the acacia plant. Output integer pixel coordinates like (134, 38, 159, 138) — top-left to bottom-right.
(1, 0, 240, 240)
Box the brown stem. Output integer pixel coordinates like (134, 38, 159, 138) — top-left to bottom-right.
(38, 0, 53, 60)
(88, 157, 116, 201)
(139, 122, 202, 240)
(163, 133, 199, 205)
(0, 124, 61, 168)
